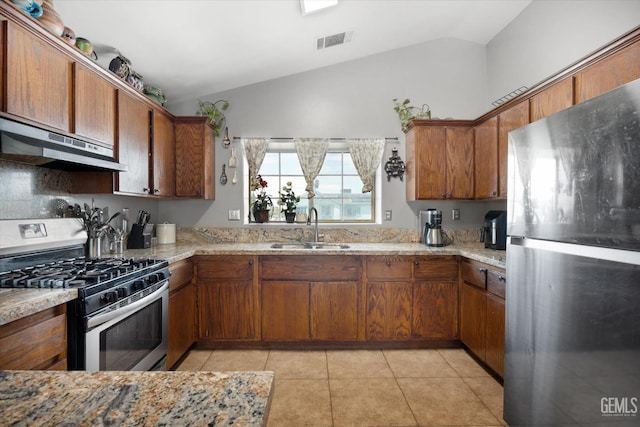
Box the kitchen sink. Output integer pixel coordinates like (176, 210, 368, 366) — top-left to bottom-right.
(269, 243, 351, 250)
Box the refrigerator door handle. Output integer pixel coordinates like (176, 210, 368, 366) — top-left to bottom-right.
(508, 236, 640, 266)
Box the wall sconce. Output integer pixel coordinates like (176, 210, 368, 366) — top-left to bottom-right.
(222, 127, 231, 148)
(384, 148, 406, 181)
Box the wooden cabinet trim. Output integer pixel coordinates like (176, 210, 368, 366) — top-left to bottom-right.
(169, 259, 194, 293)
(261, 255, 359, 282)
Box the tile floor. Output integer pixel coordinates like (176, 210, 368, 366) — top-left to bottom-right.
(176, 348, 506, 427)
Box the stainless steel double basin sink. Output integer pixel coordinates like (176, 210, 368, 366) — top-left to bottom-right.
(269, 242, 351, 250)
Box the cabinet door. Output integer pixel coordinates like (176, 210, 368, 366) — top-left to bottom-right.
(117, 91, 150, 195)
(498, 101, 529, 198)
(175, 118, 215, 199)
(460, 282, 486, 360)
(310, 281, 358, 340)
(446, 127, 474, 199)
(198, 279, 256, 340)
(5, 22, 71, 132)
(152, 111, 175, 197)
(261, 281, 309, 341)
(406, 126, 447, 200)
(74, 64, 116, 148)
(412, 282, 458, 339)
(474, 117, 498, 199)
(530, 77, 574, 122)
(575, 42, 640, 103)
(168, 282, 196, 368)
(485, 294, 505, 377)
(366, 282, 412, 340)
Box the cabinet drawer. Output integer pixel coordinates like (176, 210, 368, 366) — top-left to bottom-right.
(197, 256, 254, 281)
(169, 259, 193, 292)
(365, 257, 412, 281)
(261, 256, 359, 281)
(487, 269, 506, 299)
(462, 259, 487, 289)
(414, 256, 458, 281)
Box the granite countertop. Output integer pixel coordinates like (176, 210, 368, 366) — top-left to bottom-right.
(0, 369, 273, 427)
(0, 242, 506, 326)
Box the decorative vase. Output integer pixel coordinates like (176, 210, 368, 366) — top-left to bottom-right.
(285, 212, 296, 223)
(254, 210, 270, 223)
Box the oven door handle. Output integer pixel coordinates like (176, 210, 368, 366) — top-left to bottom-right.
(87, 281, 168, 329)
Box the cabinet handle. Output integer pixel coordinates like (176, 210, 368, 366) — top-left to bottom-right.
(143, 188, 150, 193)
(414, 260, 419, 266)
(492, 191, 497, 196)
(448, 193, 453, 199)
(498, 275, 506, 282)
(478, 268, 487, 273)
(441, 193, 447, 199)
(248, 260, 253, 265)
(154, 189, 160, 194)
(386, 260, 391, 267)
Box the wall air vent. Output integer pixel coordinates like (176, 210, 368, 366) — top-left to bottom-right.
(315, 31, 353, 50)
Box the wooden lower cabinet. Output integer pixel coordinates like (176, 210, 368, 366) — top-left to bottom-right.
(485, 293, 505, 377)
(365, 255, 459, 341)
(460, 257, 506, 377)
(460, 281, 487, 359)
(197, 256, 257, 341)
(167, 259, 196, 369)
(310, 281, 358, 340)
(0, 304, 67, 370)
(261, 281, 310, 341)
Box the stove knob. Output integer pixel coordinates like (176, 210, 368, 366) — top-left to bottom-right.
(116, 287, 129, 298)
(102, 290, 118, 303)
(148, 273, 159, 284)
(133, 279, 145, 291)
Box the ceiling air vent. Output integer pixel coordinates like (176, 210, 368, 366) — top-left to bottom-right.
(316, 31, 353, 50)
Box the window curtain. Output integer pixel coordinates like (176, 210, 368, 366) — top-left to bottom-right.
(294, 138, 329, 198)
(241, 138, 268, 190)
(347, 138, 385, 193)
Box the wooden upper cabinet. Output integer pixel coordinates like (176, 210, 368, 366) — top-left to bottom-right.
(152, 110, 175, 197)
(4, 20, 71, 132)
(530, 77, 574, 122)
(74, 64, 116, 148)
(575, 42, 640, 103)
(117, 91, 151, 195)
(175, 117, 215, 199)
(445, 126, 474, 199)
(474, 116, 498, 199)
(497, 100, 529, 198)
(406, 121, 474, 200)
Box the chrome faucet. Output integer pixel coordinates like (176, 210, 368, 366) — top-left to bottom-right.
(307, 207, 320, 243)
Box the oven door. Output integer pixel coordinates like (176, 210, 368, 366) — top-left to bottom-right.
(84, 281, 168, 371)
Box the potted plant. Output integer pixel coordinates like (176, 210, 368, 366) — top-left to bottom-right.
(197, 99, 229, 136)
(392, 98, 431, 132)
(251, 175, 273, 223)
(278, 181, 300, 223)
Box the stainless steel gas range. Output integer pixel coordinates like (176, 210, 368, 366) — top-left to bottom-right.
(0, 218, 169, 371)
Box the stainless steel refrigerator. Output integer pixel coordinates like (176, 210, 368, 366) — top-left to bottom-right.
(505, 78, 640, 426)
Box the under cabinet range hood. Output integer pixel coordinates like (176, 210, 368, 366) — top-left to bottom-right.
(0, 118, 127, 172)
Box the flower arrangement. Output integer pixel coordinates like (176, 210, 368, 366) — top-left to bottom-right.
(278, 182, 300, 214)
(251, 175, 273, 214)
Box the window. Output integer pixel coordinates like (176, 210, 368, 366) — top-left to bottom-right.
(252, 143, 375, 223)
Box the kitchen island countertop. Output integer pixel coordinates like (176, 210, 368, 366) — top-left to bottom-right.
(0, 369, 273, 427)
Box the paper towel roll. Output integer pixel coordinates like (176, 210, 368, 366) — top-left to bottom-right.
(156, 223, 176, 245)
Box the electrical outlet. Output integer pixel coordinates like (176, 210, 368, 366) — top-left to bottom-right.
(228, 209, 241, 221)
(385, 210, 392, 221)
(452, 208, 461, 221)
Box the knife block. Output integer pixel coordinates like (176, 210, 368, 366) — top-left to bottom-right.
(127, 224, 152, 249)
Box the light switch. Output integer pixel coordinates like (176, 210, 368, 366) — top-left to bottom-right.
(228, 209, 241, 221)
(452, 209, 460, 220)
(385, 210, 392, 221)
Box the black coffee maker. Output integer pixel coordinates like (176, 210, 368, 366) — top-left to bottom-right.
(423, 209, 444, 247)
(481, 210, 507, 250)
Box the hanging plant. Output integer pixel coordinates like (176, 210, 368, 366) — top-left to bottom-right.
(392, 98, 431, 132)
(197, 99, 229, 136)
